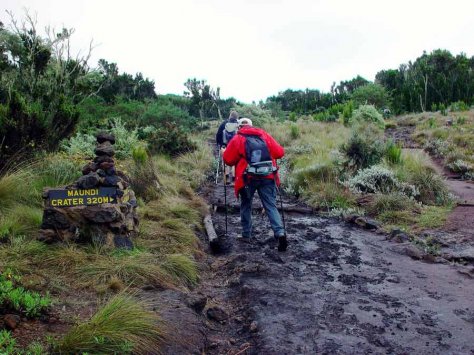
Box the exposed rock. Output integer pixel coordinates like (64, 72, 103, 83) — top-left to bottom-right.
(4, 314, 20, 330)
(95, 141, 115, 157)
(82, 162, 98, 175)
(207, 306, 228, 322)
(82, 205, 122, 224)
(96, 132, 116, 144)
(403, 244, 425, 260)
(102, 175, 122, 187)
(250, 321, 259, 332)
(76, 172, 100, 189)
(94, 155, 114, 164)
(186, 294, 207, 313)
(354, 216, 380, 230)
(387, 229, 410, 243)
(113, 235, 133, 249)
(99, 161, 115, 170)
(41, 209, 70, 229)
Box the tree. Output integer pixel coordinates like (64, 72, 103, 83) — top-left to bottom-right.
(351, 83, 391, 109)
(183, 78, 222, 120)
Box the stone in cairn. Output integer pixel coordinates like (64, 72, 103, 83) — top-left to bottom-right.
(38, 132, 138, 249)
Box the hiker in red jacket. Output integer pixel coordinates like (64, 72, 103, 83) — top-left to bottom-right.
(223, 118, 287, 251)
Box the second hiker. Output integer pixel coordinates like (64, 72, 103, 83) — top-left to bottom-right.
(223, 118, 288, 251)
(216, 110, 239, 183)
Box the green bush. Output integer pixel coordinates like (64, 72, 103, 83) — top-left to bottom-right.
(439, 103, 447, 116)
(341, 125, 385, 170)
(351, 83, 391, 109)
(368, 193, 418, 215)
(385, 140, 402, 164)
(288, 112, 297, 122)
(290, 124, 300, 140)
(0, 330, 16, 354)
(0, 270, 52, 318)
(350, 105, 385, 129)
(348, 165, 418, 198)
(144, 123, 196, 156)
(342, 101, 354, 125)
(449, 100, 469, 112)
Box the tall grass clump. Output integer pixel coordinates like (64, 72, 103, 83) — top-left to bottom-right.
(56, 293, 164, 354)
(395, 150, 451, 205)
(161, 254, 198, 287)
(385, 140, 402, 164)
(0, 166, 35, 214)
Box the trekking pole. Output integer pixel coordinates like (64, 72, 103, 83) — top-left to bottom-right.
(215, 148, 221, 184)
(223, 155, 228, 236)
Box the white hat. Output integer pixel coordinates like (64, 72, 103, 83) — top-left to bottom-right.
(238, 118, 253, 127)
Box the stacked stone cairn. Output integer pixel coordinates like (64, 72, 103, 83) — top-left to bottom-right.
(38, 132, 138, 249)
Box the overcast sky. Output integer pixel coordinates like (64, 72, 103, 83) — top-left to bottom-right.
(2, 0, 474, 103)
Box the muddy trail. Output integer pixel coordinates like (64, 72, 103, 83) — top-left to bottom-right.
(163, 178, 474, 355)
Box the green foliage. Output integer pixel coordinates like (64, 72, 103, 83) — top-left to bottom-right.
(449, 100, 469, 112)
(290, 124, 300, 139)
(385, 140, 402, 164)
(55, 293, 164, 354)
(341, 125, 385, 170)
(0, 330, 16, 354)
(0, 270, 51, 318)
(132, 146, 148, 165)
(348, 165, 418, 198)
(351, 83, 391, 109)
(456, 116, 467, 125)
(288, 112, 297, 122)
(342, 101, 354, 125)
(313, 110, 337, 122)
(143, 123, 196, 156)
(350, 105, 385, 129)
(439, 103, 447, 116)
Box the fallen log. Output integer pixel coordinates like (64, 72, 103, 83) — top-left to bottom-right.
(204, 214, 218, 244)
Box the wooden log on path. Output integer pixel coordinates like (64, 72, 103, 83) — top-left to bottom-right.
(204, 214, 218, 244)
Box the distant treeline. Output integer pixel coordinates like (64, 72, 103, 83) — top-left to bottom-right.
(263, 49, 474, 115)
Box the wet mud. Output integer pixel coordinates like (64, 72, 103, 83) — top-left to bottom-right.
(188, 183, 474, 354)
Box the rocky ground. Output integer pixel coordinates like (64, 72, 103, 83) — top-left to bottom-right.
(155, 180, 474, 354)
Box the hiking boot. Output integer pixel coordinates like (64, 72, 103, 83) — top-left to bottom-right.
(277, 235, 288, 252)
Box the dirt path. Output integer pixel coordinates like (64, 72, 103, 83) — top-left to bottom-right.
(386, 125, 474, 239)
(183, 183, 474, 354)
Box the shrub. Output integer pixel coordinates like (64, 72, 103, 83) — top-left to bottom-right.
(61, 133, 96, 157)
(439, 103, 447, 116)
(350, 105, 385, 129)
(351, 83, 391, 109)
(341, 125, 385, 170)
(368, 193, 418, 216)
(342, 101, 354, 125)
(447, 159, 473, 179)
(288, 112, 297, 122)
(385, 140, 402, 164)
(0, 330, 15, 354)
(449, 100, 469, 112)
(313, 111, 337, 122)
(289, 162, 338, 195)
(348, 165, 418, 198)
(290, 124, 300, 140)
(456, 116, 467, 125)
(428, 116, 437, 128)
(143, 123, 196, 156)
(0, 270, 52, 318)
(55, 293, 164, 354)
(424, 139, 449, 157)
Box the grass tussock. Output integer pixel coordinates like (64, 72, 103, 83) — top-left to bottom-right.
(55, 292, 165, 354)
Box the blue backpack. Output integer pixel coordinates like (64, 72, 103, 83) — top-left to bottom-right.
(240, 134, 277, 176)
(223, 121, 238, 145)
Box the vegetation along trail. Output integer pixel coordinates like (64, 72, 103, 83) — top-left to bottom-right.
(188, 149, 474, 354)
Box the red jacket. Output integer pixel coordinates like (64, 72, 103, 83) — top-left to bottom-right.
(223, 126, 285, 196)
